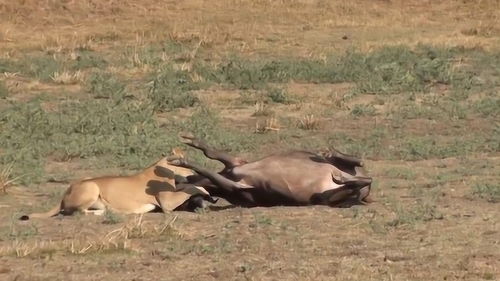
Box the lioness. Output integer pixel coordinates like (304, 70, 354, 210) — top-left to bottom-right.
(20, 155, 216, 220)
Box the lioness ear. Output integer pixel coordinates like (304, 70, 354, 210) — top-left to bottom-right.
(171, 147, 185, 157)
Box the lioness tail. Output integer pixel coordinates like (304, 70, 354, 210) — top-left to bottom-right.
(19, 202, 62, 220)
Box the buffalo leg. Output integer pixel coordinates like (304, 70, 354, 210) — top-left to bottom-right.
(324, 148, 364, 167)
(332, 174, 372, 189)
(168, 157, 250, 192)
(330, 174, 373, 204)
(179, 133, 246, 169)
(310, 187, 355, 206)
(358, 185, 374, 203)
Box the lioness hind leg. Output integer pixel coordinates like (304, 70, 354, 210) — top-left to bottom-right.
(61, 181, 100, 216)
(82, 200, 106, 215)
(82, 209, 105, 216)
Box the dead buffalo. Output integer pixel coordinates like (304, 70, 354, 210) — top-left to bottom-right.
(167, 133, 373, 208)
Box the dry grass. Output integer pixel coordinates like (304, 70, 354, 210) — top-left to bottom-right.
(0, 214, 180, 258)
(0, 163, 21, 194)
(1, 0, 499, 57)
(297, 114, 320, 130)
(252, 102, 273, 117)
(51, 71, 84, 85)
(255, 117, 280, 133)
(105, 214, 179, 240)
(1, 233, 132, 258)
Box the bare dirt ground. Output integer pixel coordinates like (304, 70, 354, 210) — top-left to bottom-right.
(0, 1, 499, 280)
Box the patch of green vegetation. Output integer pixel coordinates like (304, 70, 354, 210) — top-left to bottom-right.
(350, 104, 377, 117)
(326, 127, 497, 161)
(353, 46, 453, 94)
(8, 51, 107, 82)
(85, 71, 127, 100)
(102, 211, 124, 225)
(1, 43, 498, 185)
(179, 106, 259, 157)
(0, 216, 38, 241)
(0, 80, 8, 98)
(0, 98, 172, 183)
(27, 55, 63, 82)
(327, 127, 387, 159)
(200, 45, 481, 95)
(0, 58, 23, 73)
(0, 97, 260, 184)
(390, 95, 469, 120)
(472, 183, 499, 203)
(68, 50, 107, 70)
(266, 86, 290, 104)
(472, 97, 500, 117)
(390, 99, 437, 120)
(386, 200, 444, 227)
(385, 167, 417, 180)
(147, 64, 200, 112)
(254, 215, 274, 226)
(397, 136, 495, 160)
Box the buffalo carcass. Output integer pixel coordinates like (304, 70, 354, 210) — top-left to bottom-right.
(168, 133, 373, 207)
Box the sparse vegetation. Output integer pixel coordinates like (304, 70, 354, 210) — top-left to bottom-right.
(266, 87, 291, 104)
(102, 211, 124, 225)
(472, 183, 500, 203)
(385, 167, 417, 180)
(386, 200, 444, 227)
(85, 71, 126, 100)
(0, 80, 8, 98)
(147, 64, 199, 112)
(350, 104, 376, 117)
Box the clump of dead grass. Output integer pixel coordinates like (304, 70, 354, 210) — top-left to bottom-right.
(51, 70, 84, 84)
(1, 163, 21, 194)
(297, 114, 320, 130)
(252, 101, 273, 116)
(105, 214, 180, 240)
(255, 117, 280, 133)
(1, 214, 182, 257)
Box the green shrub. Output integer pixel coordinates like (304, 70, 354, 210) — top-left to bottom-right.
(85, 72, 127, 100)
(147, 64, 199, 112)
(266, 87, 290, 104)
(350, 104, 376, 117)
(0, 80, 8, 99)
(68, 51, 107, 70)
(473, 97, 499, 117)
(472, 183, 500, 203)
